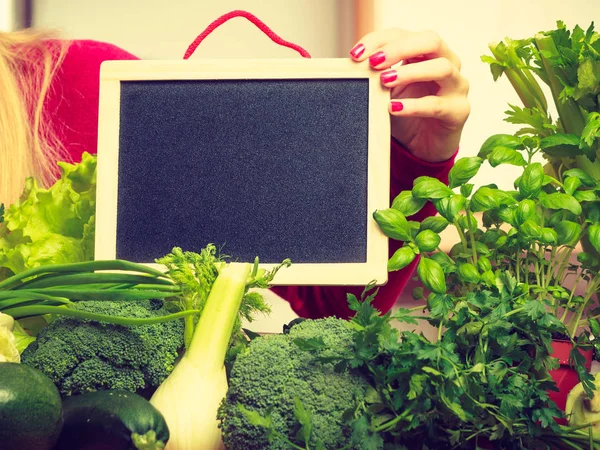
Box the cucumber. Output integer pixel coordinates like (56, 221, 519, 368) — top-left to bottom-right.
(56, 389, 169, 450)
(0, 362, 63, 450)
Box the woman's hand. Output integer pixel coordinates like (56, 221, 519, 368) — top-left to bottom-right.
(350, 29, 470, 163)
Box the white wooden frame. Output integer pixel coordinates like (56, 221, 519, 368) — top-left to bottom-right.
(95, 59, 390, 285)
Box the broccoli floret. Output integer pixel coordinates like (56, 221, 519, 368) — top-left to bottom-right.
(21, 299, 183, 397)
(218, 317, 371, 449)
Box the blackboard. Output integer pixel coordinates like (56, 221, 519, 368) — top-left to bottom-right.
(95, 59, 390, 285)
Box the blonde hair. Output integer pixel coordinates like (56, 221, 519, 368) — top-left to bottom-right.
(0, 29, 68, 205)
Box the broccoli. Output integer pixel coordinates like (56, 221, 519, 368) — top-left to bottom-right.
(218, 317, 371, 449)
(21, 298, 184, 397)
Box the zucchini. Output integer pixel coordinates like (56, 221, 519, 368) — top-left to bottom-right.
(55, 389, 169, 450)
(0, 362, 63, 450)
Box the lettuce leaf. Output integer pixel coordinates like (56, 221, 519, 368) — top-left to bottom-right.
(0, 152, 97, 279)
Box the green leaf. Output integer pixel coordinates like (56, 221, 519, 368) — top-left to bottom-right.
(564, 177, 581, 196)
(487, 146, 527, 167)
(478, 134, 522, 158)
(391, 191, 427, 217)
(417, 257, 447, 294)
(429, 251, 455, 270)
(515, 199, 536, 225)
(563, 168, 596, 187)
(415, 230, 441, 253)
(574, 190, 597, 202)
(420, 216, 450, 233)
(238, 404, 273, 429)
(518, 162, 544, 197)
(393, 308, 419, 325)
(555, 221, 582, 246)
(457, 263, 480, 284)
(412, 178, 454, 200)
(388, 246, 416, 272)
(519, 219, 542, 239)
(407, 374, 427, 400)
(588, 225, 600, 253)
(470, 187, 516, 213)
(523, 300, 546, 320)
(373, 209, 412, 242)
(294, 397, 313, 445)
(540, 193, 582, 215)
(433, 194, 466, 222)
(448, 157, 483, 188)
(460, 183, 474, 197)
(539, 133, 580, 149)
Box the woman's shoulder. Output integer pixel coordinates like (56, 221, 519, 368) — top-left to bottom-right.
(46, 39, 139, 162)
(59, 39, 139, 71)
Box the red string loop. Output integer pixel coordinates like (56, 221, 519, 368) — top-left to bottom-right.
(183, 10, 311, 60)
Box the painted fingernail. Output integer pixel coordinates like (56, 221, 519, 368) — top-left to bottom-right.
(369, 51, 386, 66)
(350, 43, 365, 59)
(381, 70, 397, 84)
(391, 101, 404, 112)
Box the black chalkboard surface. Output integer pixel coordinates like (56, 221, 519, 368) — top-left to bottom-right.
(95, 59, 390, 285)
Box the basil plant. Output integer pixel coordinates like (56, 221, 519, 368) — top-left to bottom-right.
(374, 133, 600, 340)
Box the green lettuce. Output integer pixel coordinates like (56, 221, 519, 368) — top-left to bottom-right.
(0, 152, 97, 279)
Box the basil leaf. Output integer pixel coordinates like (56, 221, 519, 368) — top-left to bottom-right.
(457, 263, 480, 284)
(518, 163, 544, 197)
(391, 191, 427, 217)
(448, 157, 483, 189)
(460, 183, 474, 197)
(540, 193, 582, 215)
(564, 177, 582, 196)
(555, 221, 582, 246)
(415, 230, 441, 253)
(587, 224, 600, 253)
(417, 257, 447, 294)
(470, 187, 516, 212)
(420, 216, 450, 233)
(515, 199, 536, 225)
(478, 134, 522, 158)
(564, 168, 596, 187)
(487, 147, 527, 167)
(433, 195, 466, 222)
(373, 209, 412, 242)
(388, 246, 417, 272)
(412, 178, 453, 200)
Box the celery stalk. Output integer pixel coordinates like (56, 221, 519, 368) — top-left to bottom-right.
(534, 34, 586, 135)
(488, 41, 547, 113)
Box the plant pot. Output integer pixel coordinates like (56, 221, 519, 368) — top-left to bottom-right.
(548, 339, 594, 425)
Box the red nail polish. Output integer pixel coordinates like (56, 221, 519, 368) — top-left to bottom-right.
(369, 51, 386, 66)
(391, 101, 404, 112)
(350, 43, 365, 59)
(381, 70, 397, 84)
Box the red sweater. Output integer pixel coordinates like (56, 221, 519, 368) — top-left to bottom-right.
(45, 40, 455, 319)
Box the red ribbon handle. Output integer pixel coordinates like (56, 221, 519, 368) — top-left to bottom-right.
(183, 10, 311, 59)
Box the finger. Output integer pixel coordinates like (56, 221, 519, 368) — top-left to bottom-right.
(350, 29, 461, 70)
(390, 95, 471, 125)
(380, 58, 469, 95)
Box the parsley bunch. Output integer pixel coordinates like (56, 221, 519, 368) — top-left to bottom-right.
(324, 287, 600, 449)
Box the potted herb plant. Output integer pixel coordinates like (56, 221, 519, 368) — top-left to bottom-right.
(373, 144, 600, 414)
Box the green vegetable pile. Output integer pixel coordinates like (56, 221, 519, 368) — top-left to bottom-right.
(222, 290, 600, 449)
